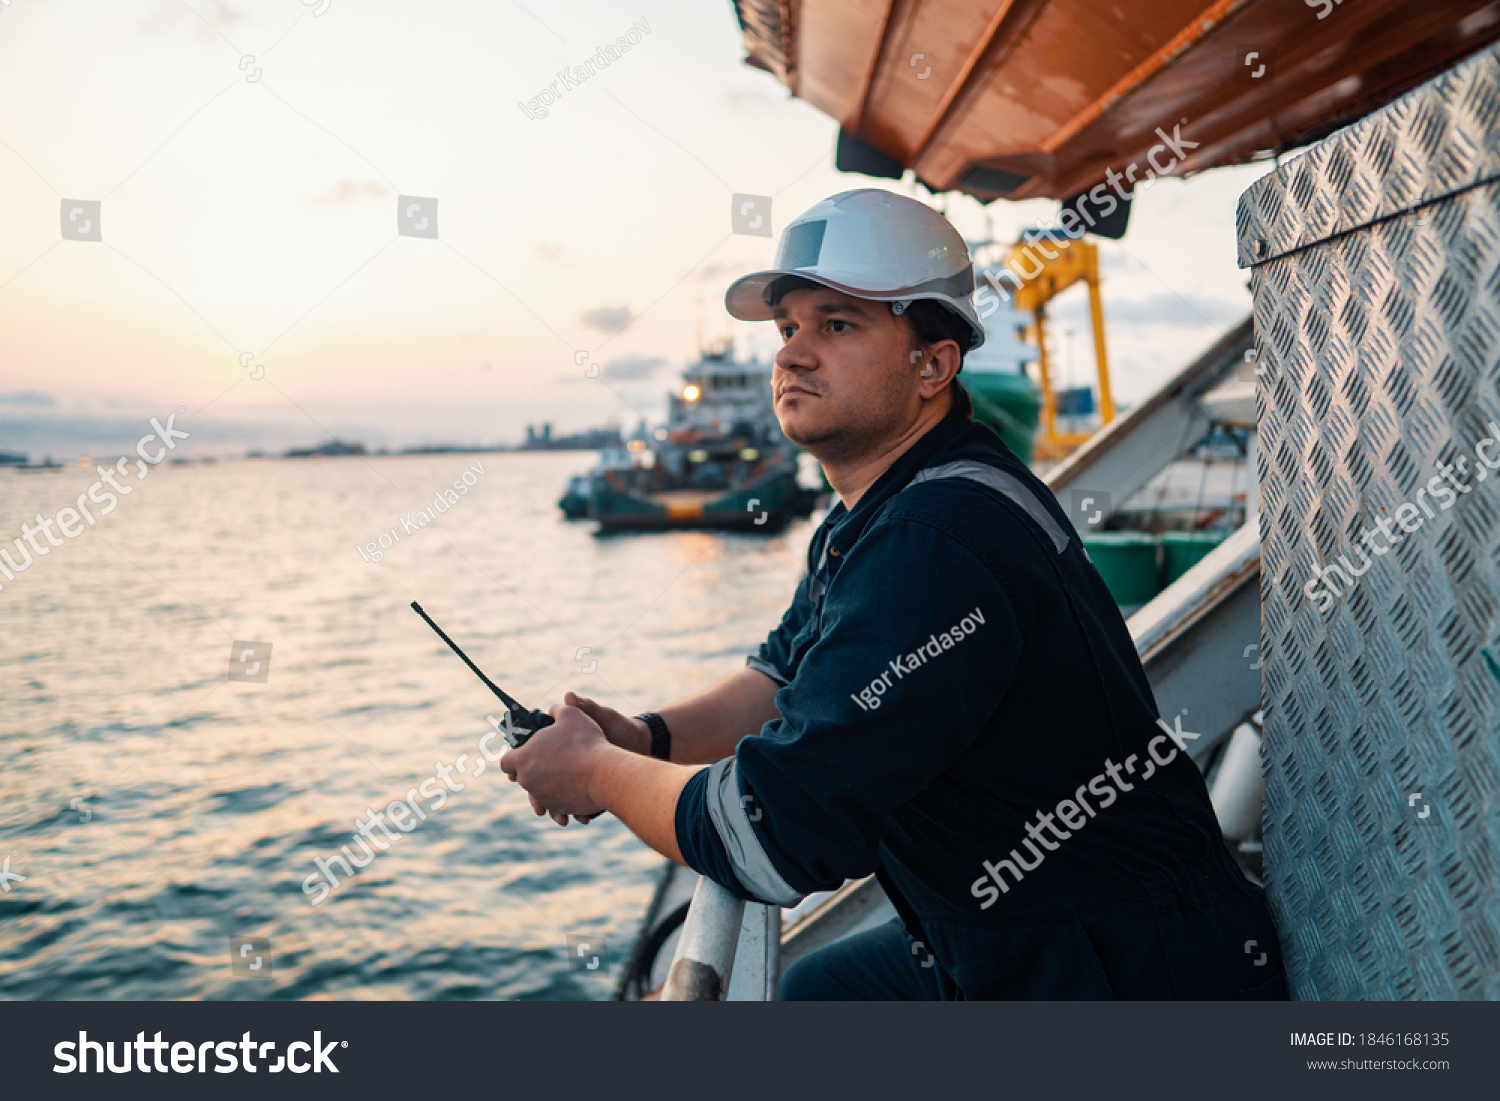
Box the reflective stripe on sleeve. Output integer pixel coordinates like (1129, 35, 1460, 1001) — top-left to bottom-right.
(745, 654, 791, 687)
(703, 758, 805, 907)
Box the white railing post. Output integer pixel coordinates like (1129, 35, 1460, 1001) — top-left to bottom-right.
(1210, 721, 1265, 841)
(725, 901, 779, 1001)
(660, 875, 746, 1000)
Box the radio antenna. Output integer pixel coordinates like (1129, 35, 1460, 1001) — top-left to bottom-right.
(409, 601, 523, 712)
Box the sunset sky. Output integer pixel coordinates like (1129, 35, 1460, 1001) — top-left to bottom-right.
(0, 0, 1273, 456)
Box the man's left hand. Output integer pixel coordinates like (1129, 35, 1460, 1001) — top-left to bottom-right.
(501, 691, 612, 821)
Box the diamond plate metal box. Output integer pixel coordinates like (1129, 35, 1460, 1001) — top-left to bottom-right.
(1238, 42, 1500, 1000)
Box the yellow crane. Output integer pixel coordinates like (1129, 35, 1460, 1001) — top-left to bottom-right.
(990, 230, 1115, 463)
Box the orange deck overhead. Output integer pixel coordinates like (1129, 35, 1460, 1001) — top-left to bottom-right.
(733, 0, 1500, 204)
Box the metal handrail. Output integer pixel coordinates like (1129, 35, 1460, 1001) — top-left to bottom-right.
(659, 875, 746, 1000)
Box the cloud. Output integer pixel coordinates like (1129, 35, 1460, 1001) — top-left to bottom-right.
(1053, 292, 1245, 329)
(534, 242, 576, 265)
(0, 391, 57, 408)
(694, 258, 758, 283)
(581, 306, 634, 334)
(140, 0, 248, 40)
(604, 354, 668, 381)
(314, 180, 392, 206)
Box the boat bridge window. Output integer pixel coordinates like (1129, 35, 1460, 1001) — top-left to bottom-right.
(704, 373, 758, 391)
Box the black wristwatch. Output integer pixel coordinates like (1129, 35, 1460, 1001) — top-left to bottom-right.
(636, 712, 672, 761)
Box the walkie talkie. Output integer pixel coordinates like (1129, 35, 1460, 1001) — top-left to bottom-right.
(410, 601, 553, 747)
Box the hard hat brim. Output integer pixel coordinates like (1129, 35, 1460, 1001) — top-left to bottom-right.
(724, 269, 986, 351)
(725, 268, 839, 323)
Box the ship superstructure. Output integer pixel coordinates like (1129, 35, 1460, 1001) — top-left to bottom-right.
(560, 341, 817, 531)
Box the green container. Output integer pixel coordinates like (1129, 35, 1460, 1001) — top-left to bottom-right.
(963, 370, 1043, 464)
(1083, 532, 1161, 607)
(1159, 530, 1229, 587)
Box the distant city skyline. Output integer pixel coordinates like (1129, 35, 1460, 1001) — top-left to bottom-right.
(1, 0, 1274, 459)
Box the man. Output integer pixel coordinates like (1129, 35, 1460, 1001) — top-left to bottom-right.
(502, 189, 1285, 1000)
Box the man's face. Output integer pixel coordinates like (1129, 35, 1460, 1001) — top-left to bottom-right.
(770, 285, 921, 465)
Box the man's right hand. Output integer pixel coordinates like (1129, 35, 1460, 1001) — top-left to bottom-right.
(573, 696, 653, 758)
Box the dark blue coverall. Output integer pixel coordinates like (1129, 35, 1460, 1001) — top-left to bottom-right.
(675, 402, 1286, 999)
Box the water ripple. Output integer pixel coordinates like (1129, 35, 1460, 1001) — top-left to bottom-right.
(0, 453, 817, 999)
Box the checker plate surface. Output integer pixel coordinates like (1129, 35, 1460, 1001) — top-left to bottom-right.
(1238, 42, 1500, 1000)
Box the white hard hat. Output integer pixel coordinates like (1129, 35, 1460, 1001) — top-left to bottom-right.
(725, 188, 986, 351)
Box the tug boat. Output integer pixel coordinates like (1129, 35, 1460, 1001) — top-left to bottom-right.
(558, 448, 634, 520)
(558, 476, 591, 519)
(576, 343, 817, 533)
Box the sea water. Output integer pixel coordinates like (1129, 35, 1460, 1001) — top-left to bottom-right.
(0, 452, 815, 1000)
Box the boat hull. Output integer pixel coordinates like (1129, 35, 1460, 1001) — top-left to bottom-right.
(590, 467, 803, 533)
(557, 492, 591, 519)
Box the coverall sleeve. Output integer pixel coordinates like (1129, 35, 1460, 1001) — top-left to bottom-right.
(677, 516, 1021, 905)
(744, 565, 815, 686)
